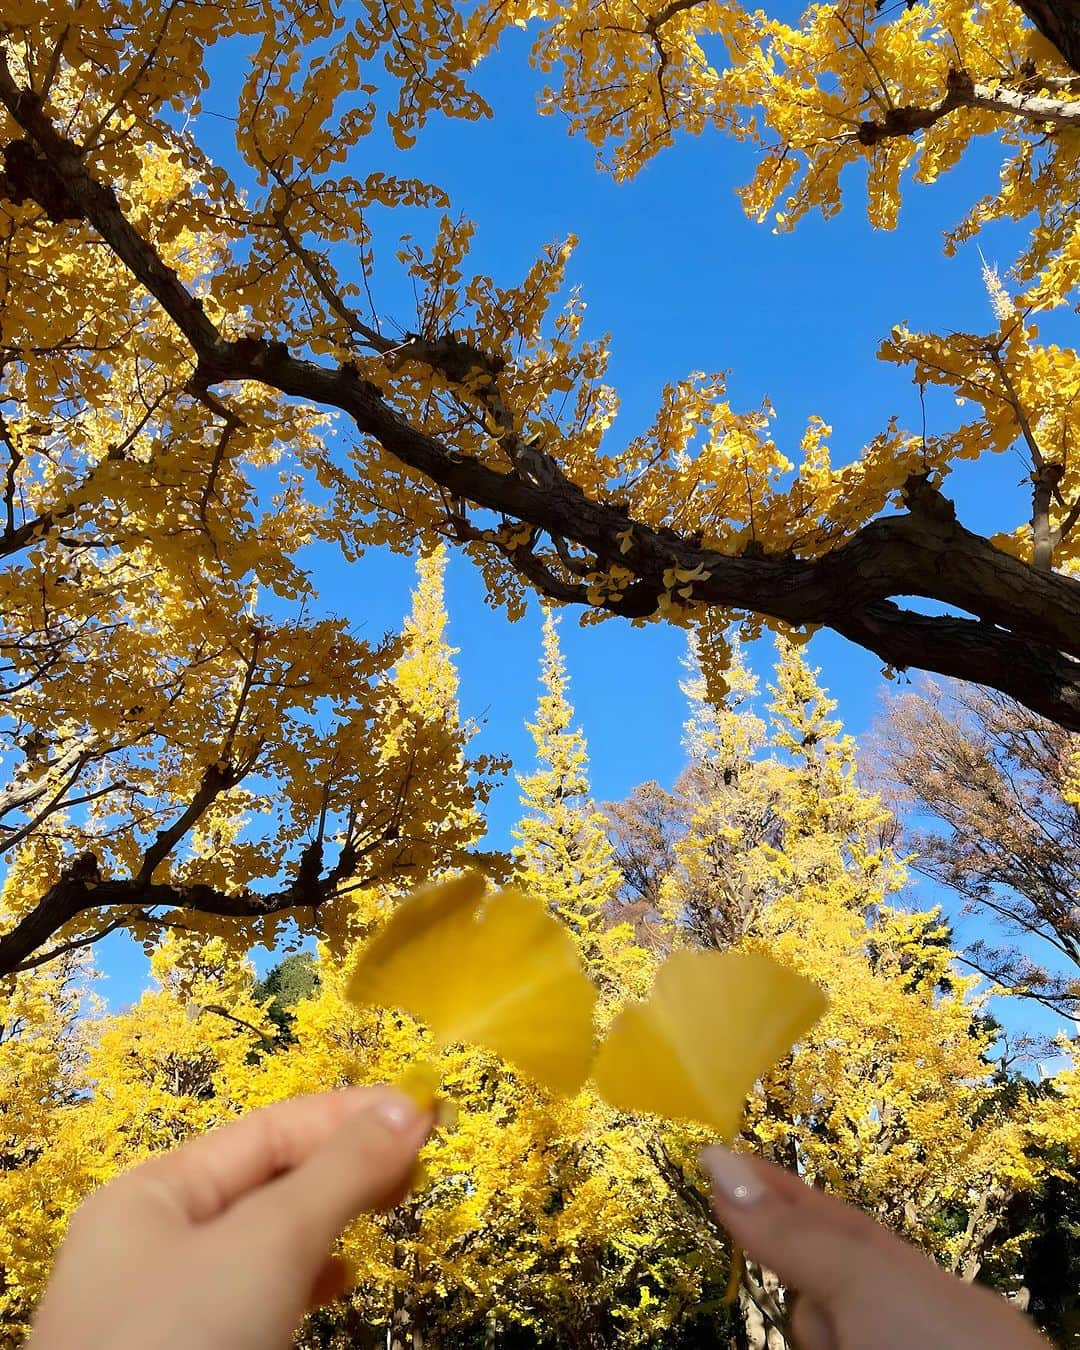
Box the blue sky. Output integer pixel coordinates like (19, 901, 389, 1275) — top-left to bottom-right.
(96, 27, 1072, 1048)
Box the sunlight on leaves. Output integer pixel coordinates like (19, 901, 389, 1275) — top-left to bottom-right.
(593, 949, 827, 1139)
(346, 871, 598, 1094)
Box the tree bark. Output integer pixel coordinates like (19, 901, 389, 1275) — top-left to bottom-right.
(738, 1265, 789, 1350)
(952, 1184, 1009, 1284)
(1015, 0, 1080, 75)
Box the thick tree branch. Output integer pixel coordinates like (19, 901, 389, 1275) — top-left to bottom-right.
(0, 507, 58, 560)
(0, 838, 370, 977)
(968, 78, 1080, 124)
(6, 70, 1080, 729)
(135, 760, 238, 885)
(856, 67, 1080, 146)
(1014, 0, 1080, 76)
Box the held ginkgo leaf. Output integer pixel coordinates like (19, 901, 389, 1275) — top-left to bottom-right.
(592, 948, 827, 1139)
(346, 871, 597, 1096)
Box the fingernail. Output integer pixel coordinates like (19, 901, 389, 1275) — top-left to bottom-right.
(700, 1146, 768, 1206)
(369, 1089, 424, 1133)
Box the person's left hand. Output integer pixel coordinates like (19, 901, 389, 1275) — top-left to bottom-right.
(29, 1086, 432, 1350)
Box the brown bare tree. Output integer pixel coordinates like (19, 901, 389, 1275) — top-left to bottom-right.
(871, 681, 1080, 1021)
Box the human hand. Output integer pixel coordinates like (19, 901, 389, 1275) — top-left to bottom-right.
(30, 1087, 432, 1350)
(702, 1147, 1046, 1350)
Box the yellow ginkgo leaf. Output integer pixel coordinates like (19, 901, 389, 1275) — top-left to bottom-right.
(592, 949, 827, 1139)
(346, 872, 597, 1095)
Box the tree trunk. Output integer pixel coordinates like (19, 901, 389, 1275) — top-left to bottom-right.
(739, 1264, 790, 1350)
(739, 1285, 770, 1350)
(387, 1293, 421, 1350)
(387, 1206, 424, 1350)
(952, 1184, 1008, 1283)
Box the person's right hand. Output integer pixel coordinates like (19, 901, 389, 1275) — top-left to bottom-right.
(702, 1147, 1046, 1350)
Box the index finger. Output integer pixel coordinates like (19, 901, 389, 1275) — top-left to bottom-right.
(119, 1087, 412, 1224)
(221, 1083, 432, 1259)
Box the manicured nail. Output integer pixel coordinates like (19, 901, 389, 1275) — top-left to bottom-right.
(369, 1089, 424, 1133)
(700, 1146, 768, 1206)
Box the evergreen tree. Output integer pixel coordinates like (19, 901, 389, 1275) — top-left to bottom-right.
(513, 611, 648, 996)
(514, 613, 622, 921)
(252, 952, 320, 1043)
(323, 545, 503, 955)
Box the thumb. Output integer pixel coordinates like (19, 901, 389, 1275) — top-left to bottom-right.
(222, 1089, 432, 1260)
(700, 1146, 925, 1306)
(700, 1147, 1049, 1350)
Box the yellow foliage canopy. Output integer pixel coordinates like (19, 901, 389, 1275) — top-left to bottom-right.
(1, 0, 1079, 853)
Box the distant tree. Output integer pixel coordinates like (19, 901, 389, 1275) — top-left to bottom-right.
(0, 955, 89, 1342)
(871, 679, 1080, 1020)
(513, 611, 647, 985)
(251, 951, 319, 1043)
(966, 1068, 1080, 1346)
(605, 781, 682, 949)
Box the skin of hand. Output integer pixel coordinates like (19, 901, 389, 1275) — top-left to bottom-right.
(29, 1086, 432, 1350)
(702, 1146, 1048, 1350)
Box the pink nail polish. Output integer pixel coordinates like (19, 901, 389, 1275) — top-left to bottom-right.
(370, 1091, 423, 1133)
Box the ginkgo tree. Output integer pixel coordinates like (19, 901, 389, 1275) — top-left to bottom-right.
(4, 614, 1072, 1348)
(3, 0, 1080, 761)
(0, 531, 501, 976)
(5, 0, 1080, 979)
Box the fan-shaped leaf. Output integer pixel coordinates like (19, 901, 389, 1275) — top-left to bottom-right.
(593, 948, 826, 1138)
(347, 872, 597, 1095)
